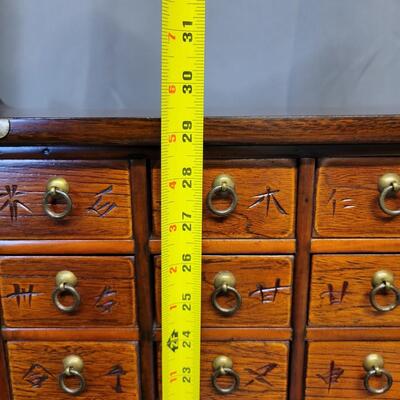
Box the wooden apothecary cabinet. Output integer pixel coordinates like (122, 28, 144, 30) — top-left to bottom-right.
(3, 115, 400, 399)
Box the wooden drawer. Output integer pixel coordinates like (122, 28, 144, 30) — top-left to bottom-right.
(315, 158, 400, 237)
(7, 341, 139, 399)
(155, 255, 293, 327)
(0, 161, 132, 239)
(0, 257, 136, 327)
(310, 255, 400, 327)
(152, 159, 297, 238)
(306, 341, 400, 399)
(159, 341, 288, 399)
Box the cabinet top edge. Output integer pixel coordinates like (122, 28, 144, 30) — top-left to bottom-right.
(1, 115, 400, 146)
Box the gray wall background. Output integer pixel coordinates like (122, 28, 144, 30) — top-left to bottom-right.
(1, 0, 400, 116)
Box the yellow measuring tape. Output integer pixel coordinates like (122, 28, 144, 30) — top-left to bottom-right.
(161, 0, 205, 399)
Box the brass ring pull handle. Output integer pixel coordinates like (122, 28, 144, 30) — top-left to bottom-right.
(52, 271, 81, 313)
(43, 177, 73, 219)
(369, 270, 400, 312)
(211, 355, 240, 395)
(59, 355, 86, 396)
(378, 173, 400, 216)
(211, 271, 242, 316)
(363, 354, 393, 395)
(206, 174, 238, 217)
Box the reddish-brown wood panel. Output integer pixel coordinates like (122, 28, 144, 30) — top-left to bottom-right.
(158, 341, 289, 399)
(0, 160, 132, 239)
(6, 116, 400, 146)
(0, 257, 136, 327)
(306, 341, 400, 399)
(155, 255, 293, 327)
(309, 255, 400, 327)
(152, 160, 297, 239)
(315, 158, 400, 237)
(7, 341, 139, 399)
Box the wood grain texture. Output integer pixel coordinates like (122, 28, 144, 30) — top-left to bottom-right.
(0, 257, 136, 328)
(0, 240, 134, 255)
(158, 341, 289, 399)
(315, 158, 400, 237)
(290, 159, 316, 400)
(155, 255, 293, 327)
(311, 238, 400, 253)
(149, 238, 296, 254)
(307, 327, 400, 341)
(0, 160, 132, 240)
(309, 255, 400, 327)
(7, 341, 139, 399)
(2, 328, 139, 341)
(306, 341, 400, 399)
(152, 159, 297, 239)
(5, 116, 400, 145)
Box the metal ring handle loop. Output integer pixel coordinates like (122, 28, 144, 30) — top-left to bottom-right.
(379, 185, 400, 216)
(364, 367, 393, 395)
(211, 284, 242, 316)
(370, 281, 400, 312)
(59, 367, 86, 396)
(207, 185, 238, 217)
(43, 187, 73, 219)
(52, 283, 81, 313)
(212, 366, 240, 395)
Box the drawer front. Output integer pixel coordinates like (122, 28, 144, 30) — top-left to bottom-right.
(7, 341, 139, 399)
(152, 159, 297, 238)
(0, 161, 132, 239)
(159, 341, 288, 399)
(315, 158, 400, 237)
(310, 255, 400, 327)
(0, 257, 136, 327)
(155, 255, 293, 327)
(306, 341, 400, 399)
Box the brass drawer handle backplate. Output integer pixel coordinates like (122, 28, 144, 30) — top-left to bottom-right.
(43, 177, 73, 219)
(211, 271, 242, 316)
(378, 173, 400, 216)
(369, 270, 400, 312)
(206, 174, 238, 217)
(52, 270, 81, 313)
(211, 355, 240, 395)
(59, 355, 86, 396)
(363, 353, 393, 395)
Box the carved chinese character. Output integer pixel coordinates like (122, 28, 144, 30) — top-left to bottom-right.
(249, 187, 288, 216)
(0, 185, 32, 221)
(244, 363, 278, 387)
(94, 286, 117, 313)
(327, 189, 355, 216)
(320, 281, 349, 305)
(105, 365, 127, 393)
(88, 185, 117, 217)
(4, 284, 42, 307)
(249, 279, 289, 304)
(317, 361, 344, 392)
(23, 364, 54, 388)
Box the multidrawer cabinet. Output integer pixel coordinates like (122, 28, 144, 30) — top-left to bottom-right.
(3, 116, 400, 399)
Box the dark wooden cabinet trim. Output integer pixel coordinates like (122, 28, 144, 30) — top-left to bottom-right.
(131, 159, 157, 400)
(3, 115, 400, 145)
(289, 159, 316, 400)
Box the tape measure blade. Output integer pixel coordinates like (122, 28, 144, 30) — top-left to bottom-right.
(161, 0, 205, 399)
